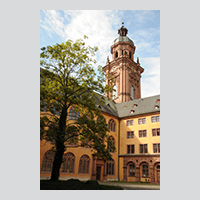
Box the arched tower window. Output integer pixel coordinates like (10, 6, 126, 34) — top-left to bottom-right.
(115, 51, 118, 58)
(131, 85, 135, 100)
(61, 152, 75, 174)
(78, 155, 90, 174)
(108, 119, 116, 132)
(129, 52, 132, 59)
(113, 85, 117, 99)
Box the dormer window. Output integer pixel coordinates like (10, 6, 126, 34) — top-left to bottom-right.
(156, 99, 160, 103)
(133, 104, 137, 108)
(154, 105, 159, 109)
(97, 105, 101, 109)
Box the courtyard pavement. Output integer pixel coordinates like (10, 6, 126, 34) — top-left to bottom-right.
(98, 181, 160, 190)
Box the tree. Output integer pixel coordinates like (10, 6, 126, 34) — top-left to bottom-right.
(40, 36, 115, 181)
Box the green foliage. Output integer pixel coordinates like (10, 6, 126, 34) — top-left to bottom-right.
(40, 37, 115, 179)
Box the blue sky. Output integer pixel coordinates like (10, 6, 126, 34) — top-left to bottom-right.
(40, 10, 160, 98)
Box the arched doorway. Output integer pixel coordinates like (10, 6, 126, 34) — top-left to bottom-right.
(126, 161, 137, 182)
(139, 162, 150, 183)
(156, 165, 160, 183)
(154, 163, 160, 183)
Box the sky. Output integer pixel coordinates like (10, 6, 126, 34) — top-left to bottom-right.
(40, 10, 160, 98)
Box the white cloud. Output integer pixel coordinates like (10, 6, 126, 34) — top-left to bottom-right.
(40, 10, 66, 39)
(41, 10, 121, 68)
(63, 10, 121, 67)
(140, 57, 160, 98)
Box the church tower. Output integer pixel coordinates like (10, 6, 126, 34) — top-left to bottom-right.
(103, 22, 144, 103)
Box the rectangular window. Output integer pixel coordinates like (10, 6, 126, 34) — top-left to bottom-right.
(106, 162, 114, 175)
(151, 116, 155, 122)
(127, 145, 134, 154)
(144, 144, 148, 153)
(139, 130, 142, 137)
(153, 144, 157, 153)
(152, 128, 160, 136)
(143, 130, 147, 137)
(127, 145, 130, 153)
(131, 145, 134, 153)
(151, 116, 160, 123)
(130, 131, 134, 138)
(157, 128, 160, 136)
(140, 144, 143, 153)
(140, 144, 148, 153)
(127, 131, 134, 138)
(152, 129, 156, 136)
(156, 116, 160, 122)
(153, 143, 160, 153)
(139, 130, 147, 137)
(138, 118, 146, 124)
(126, 120, 134, 126)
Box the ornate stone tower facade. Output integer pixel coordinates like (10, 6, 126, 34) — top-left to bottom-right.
(103, 22, 144, 103)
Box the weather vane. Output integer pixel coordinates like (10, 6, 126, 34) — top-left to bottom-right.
(122, 18, 124, 25)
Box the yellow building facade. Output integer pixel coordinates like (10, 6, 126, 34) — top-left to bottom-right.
(40, 24, 160, 183)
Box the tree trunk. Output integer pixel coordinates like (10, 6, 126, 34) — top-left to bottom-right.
(50, 142, 65, 181)
(50, 104, 67, 181)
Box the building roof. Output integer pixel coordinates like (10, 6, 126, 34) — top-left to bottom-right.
(113, 36, 134, 45)
(115, 95, 160, 118)
(98, 94, 160, 118)
(94, 94, 118, 117)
